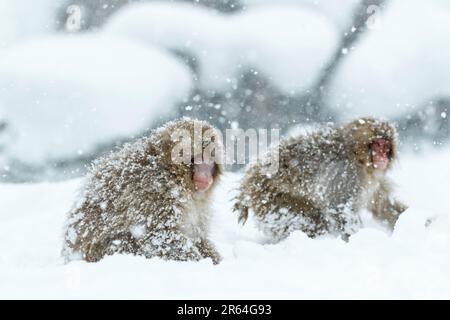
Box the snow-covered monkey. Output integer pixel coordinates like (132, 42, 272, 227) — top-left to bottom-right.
(63, 119, 224, 264)
(234, 118, 407, 241)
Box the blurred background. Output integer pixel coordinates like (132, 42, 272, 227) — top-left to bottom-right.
(0, 0, 449, 182)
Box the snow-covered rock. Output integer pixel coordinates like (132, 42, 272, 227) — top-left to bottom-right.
(0, 34, 192, 163)
(243, 0, 361, 30)
(105, 1, 339, 94)
(0, 0, 61, 50)
(328, 0, 450, 120)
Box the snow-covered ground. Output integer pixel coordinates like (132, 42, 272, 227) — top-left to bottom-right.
(0, 147, 449, 299)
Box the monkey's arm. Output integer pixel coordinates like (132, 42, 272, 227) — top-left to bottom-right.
(369, 179, 407, 230)
(196, 238, 221, 265)
(140, 203, 208, 263)
(234, 197, 250, 225)
(142, 227, 205, 262)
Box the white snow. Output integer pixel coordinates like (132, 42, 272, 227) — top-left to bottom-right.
(0, 34, 192, 163)
(243, 0, 361, 30)
(328, 0, 450, 120)
(0, 148, 449, 299)
(105, 1, 339, 94)
(0, 0, 60, 51)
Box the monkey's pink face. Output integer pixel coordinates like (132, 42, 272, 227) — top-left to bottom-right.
(370, 138, 391, 170)
(192, 161, 216, 192)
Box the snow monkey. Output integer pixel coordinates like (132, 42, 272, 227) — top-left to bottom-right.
(63, 119, 224, 264)
(234, 118, 407, 241)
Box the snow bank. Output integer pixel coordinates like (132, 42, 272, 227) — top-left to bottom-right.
(104, 1, 339, 94)
(328, 0, 450, 120)
(0, 34, 192, 163)
(243, 0, 361, 30)
(0, 148, 449, 299)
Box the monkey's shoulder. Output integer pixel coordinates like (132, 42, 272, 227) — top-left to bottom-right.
(86, 135, 173, 183)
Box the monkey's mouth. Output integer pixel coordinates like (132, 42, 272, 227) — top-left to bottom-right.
(370, 138, 391, 169)
(192, 159, 215, 192)
(193, 176, 213, 192)
(372, 154, 389, 169)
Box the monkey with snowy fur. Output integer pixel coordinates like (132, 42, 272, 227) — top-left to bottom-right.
(63, 119, 223, 264)
(234, 118, 407, 241)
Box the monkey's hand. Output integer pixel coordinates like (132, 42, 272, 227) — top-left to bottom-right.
(370, 198, 408, 230)
(233, 200, 249, 225)
(393, 200, 408, 215)
(197, 239, 222, 265)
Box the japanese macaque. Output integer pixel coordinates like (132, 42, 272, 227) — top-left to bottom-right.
(63, 119, 224, 264)
(234, 118, 407, 241)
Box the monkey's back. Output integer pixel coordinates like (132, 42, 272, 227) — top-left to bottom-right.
(62, 136, 191, 262)
(235, 128, 363, 240)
